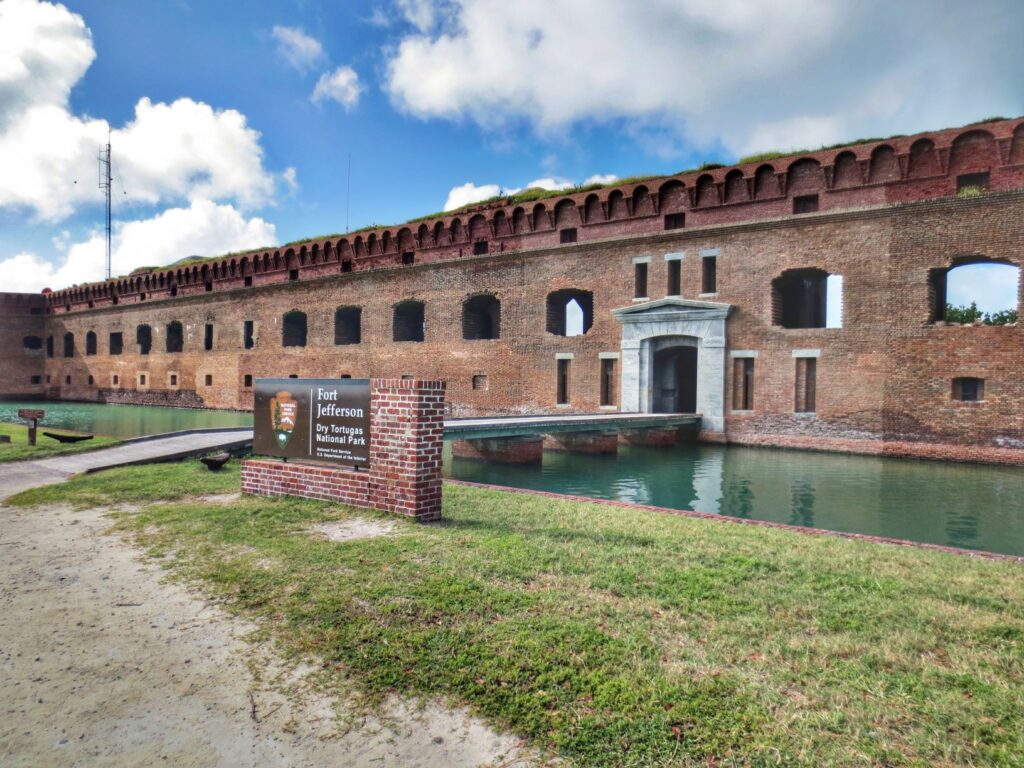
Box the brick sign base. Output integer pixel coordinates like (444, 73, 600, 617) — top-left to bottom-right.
(242, 379, 445, 521)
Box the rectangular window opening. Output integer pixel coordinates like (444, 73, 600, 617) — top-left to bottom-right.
(244, 276, 253, 287)
(793, 194, 819, 214)
(952, 377, 984, 402)
(205, 374, 213, 386)
(795, 358, 817, 413)
(600, 358, 616, 406)
(472, 242, 488, 256)
(957, 172, 990, 194)
(634, 262, 648, 299)
(88, 375, 94, 386)
(109, 332, 123, 356)
(701, 255, 717, 294)
(472, 373, 489, 391)
(560, 228, 577, 244)
(244, 374, 253, 388)
(112, 375, 119, 386)
(556, 358, 570, 405)
(204, 323, 214, 351)
(402, 251, 416, 264)
(667, 259, 681, 296)
(341, 260, 353, 273)
(170, 374, 178, 386)
(664, 212, 685, 230)
(30, 375, 42, 385)
(733, 358, 754, 411)
(288, 269, 299, 281)
(204, 282, 213, 292)
(243, 320, 255, 349)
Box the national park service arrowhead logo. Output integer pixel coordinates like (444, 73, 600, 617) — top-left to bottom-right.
(270, 390, 298, 448)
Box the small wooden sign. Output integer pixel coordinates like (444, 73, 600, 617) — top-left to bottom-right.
(253, 378, 371, 468)
(18, 409, 45, 420)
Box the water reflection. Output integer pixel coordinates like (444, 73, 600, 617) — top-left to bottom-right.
(444, 442, 1024, 557)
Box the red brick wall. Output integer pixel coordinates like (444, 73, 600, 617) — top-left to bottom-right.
(0, 293, 46, 398)
(242, 379, 445, 521)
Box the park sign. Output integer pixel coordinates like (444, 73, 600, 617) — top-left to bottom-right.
(253, 378, 371, 467)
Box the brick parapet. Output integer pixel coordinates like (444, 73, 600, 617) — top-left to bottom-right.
(242, 379, 446, 521)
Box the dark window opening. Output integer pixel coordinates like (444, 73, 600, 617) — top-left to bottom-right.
(772, 268, 830, 328)
(556, 359, 570, 405)
(472, 374, 489, 391)
(46, 374, 51, 384)
(170, 374, 178, 386)
(472, 241, 488, 256)
(733, 358, 754, 410)
(30, 375, 41, 385)
(244, 374, 253, 388)
(952, 377, 984, 402)
(402, 251, 416, 264)
(282, 311, 308, 347)
(65, 375, 71, 385)
(88, 375, 94, 385)
(288, 269, 299, 281)
(85, 331, 97, 356)
(205, 374, 213, 386)
(137, 325, 152, 355)
(634, 262, 648, 298)
(204, 323, 214, 351)
(340, 374, 352, 379)
(169, 286, 176, 297)
(112, 375, 119, 386)
(334, 306, 362, 345)
(600, 358, 616, 406)
(793, 194, 819, 214)
(546, 289, 593, 336)
(46, 336, 54, 357)
(702, 255, 717, 294)
(63, 332, 74, 357)
(664, 213, 686, 230)
(139, 374, 147, 386)
(243, 320, 255, 349)
(288, 374, 298, 379)
(957, 172, 989, 194)
(109, 332, 123, 355)
(139, 292, 146, 301)
(204, 282, 213, 292)
(393, 300, 425, 342)
(795, 358, 817, 413)
(462, 294, 501, 340)
(341, 260, 353, 273)
(401, 373, 414, 380)
(166, 321, 184, 353)
(560, 228, 577, 244)
(22, 335, 42, 350)
(244, 276, 253, 287)
(667, 260, 681, 296)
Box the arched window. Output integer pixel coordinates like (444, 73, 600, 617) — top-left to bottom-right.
(282, 311, 308, 347)
(462, 294, 501, 340)
(63, 332, 75, 357)
(772, 269, 843, 329)
(85, 331, 97, 356)
(136, 324, 152, 355)
(929, 258, 1020, 324)
(166, 321, 184, 353)
(546, 289, 593, 336)
(393, 300, 425, 342)
(334, 306, 361, 345)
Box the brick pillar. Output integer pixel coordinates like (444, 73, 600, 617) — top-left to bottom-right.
(368, 379, 446, 522)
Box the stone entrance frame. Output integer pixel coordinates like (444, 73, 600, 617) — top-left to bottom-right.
(612, 298, 732, 432)
(242, 379, 446, 521)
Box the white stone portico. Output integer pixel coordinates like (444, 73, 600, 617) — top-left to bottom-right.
(612, 297, 732, 432)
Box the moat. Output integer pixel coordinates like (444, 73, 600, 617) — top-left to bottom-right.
(0, 401, 252, 439)
(445, 442, 1024, 557)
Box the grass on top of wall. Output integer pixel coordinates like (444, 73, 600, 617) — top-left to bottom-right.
(0, 422, 119, 464)
(8, 463, 1024, 767)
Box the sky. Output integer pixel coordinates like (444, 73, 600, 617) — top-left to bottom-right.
(0, 0, 1021, 311)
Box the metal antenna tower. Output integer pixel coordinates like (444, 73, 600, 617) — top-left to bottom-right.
(345, 153, 351, 234)
(98, 131, 113, 280)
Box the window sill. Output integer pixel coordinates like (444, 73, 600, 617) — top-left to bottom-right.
(599, 405, 619, 411)
(794, 411, 817, 418)
(632, 297, 649, 303)
(555, 403, 572, 409)
(699, 292, 718, 298)
(730, 409, 753, 415)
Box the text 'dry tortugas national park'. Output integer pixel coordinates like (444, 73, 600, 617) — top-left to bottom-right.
(3, 117, 1024, 467)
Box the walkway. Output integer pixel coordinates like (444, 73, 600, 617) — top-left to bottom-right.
(444, 412, 700, 441)
(0, 428, 253, 501)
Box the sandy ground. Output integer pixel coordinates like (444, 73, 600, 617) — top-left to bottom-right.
(0, 500, 533, 768)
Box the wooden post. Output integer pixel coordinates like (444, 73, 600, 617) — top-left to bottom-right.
(18, 409, 45, 447)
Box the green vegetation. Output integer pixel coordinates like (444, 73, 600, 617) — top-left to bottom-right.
(0, 422, 118, 464)
(945, 302, 1018, 325)
(958, 185, 985, 199)
(10, 463, 1024, 766)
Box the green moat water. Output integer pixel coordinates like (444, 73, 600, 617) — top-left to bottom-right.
(0, 401, 252, 439)
(444, 442, 1024, 557)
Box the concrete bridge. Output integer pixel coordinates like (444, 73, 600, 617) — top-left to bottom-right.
(445, 412, 700, 463)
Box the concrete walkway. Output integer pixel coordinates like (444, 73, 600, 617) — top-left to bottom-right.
(0, 428, 253, 501)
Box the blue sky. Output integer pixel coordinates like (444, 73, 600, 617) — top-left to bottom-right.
(0, 0, 1021, 311)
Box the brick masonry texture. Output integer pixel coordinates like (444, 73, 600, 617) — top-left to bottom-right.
(242, 379, 445, 521)
(3, 117, 1024, 465)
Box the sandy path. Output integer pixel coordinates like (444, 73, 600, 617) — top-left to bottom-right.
(0, 501, 531, 767)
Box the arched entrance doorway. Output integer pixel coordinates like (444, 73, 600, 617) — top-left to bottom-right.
(652, 344, 697, 412)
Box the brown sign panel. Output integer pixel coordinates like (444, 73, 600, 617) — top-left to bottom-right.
(18, 409, 45, 420)
(253, 378, 371, 467)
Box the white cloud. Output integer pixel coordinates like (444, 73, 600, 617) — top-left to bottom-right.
(525, 177, 573, 191)
(311, 66, 363, 108)
(271, 25, 325, 73)
(0, 199, 277, 292)
(443, 182, 501, 211)
(384, 0, 1024, 156)
(282, 166, 299, 193)
(584, 173, 618, 186)
(396, 0, 440, 32)
(0, 0, 278, 221)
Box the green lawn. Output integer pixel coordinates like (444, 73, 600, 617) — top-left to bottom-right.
(0, 421, 118, 463)
(9, 463, 1024, 766)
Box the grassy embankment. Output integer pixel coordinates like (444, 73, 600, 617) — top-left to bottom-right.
(9, 461, 1024, 767)
(0, 422, 118, 464)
